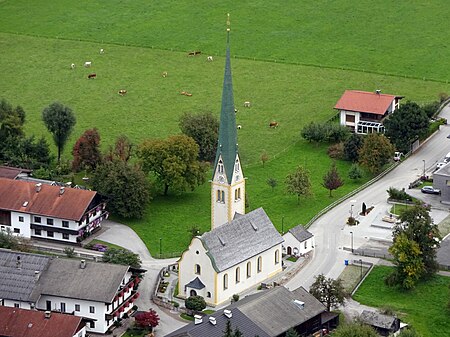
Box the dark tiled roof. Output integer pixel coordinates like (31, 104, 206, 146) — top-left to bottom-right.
(334, 90, 403, 115)
(0, 249, 51, 302)
(201, 208, 283, 272)
(360, 310, 398, 330)
(35, 258, 129, 303)
(0, 166, 31, 179)
(0, 306, 83, 337)
(165, 307, 270, 337)
(0, 177, 96, 221)
(288, 224, 313, 242)
(186, 277, 206, 290)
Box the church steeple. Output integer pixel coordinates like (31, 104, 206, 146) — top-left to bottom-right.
(211, 14, 246, 230)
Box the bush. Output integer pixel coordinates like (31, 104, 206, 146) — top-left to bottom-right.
(63, 247, 75, 258)
(232, 294, 239, 302)
(327, 143, 344, 159)
(185, 295, 206, 311)
(387, 187, 412, 201)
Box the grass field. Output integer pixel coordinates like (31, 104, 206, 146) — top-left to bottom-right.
(1, 2, 450, 255)
(353, 266, 450, 337)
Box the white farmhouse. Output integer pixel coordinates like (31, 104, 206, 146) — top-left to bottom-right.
(282, 224, 315, 257)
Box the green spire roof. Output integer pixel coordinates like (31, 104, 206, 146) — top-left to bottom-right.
(213, 22, 238, 184)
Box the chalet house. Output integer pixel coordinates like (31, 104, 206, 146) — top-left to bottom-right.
(178, 208, 284, 307)
(334, 90, 403, 134)
(360, 310, 401, 336)
(0, 249, 142, 334)
(282, 224, 315, 257)
(0, 165, 31, 180)
(0, 177, 108, 243)
(165, 286, 339, 337)
(0, 306, 86, 337)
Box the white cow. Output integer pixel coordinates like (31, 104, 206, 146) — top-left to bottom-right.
(100, 48, 104, 54)
(207, 56, 213, 61)
(243, 101, 251, 107)
(84, 61, 92, 68)
(70, 63, 75, 69)
(237, 125, 242, 129)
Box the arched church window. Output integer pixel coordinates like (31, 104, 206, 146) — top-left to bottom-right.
(235, 160, 240, 172)
(235, 267, 240, 283)
(221, 191, 225, 203)
(257, 256, 262, 273)
(275, 249, 280, 264)
(207, 292, 211, 298)
(217, 190, 221, 202)
(195, 264, 201, 275)
(246, 262, 251, 278)
(223, 273, 228, 290)
(218, 160, 224, 174)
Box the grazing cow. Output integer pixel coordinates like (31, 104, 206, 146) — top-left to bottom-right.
(84, 61, 92, 68)
(237, 125, 242, 129)
(207, 56, 213, 61)
(118, 89, 127, 96)
(70, 63, 75, 69)
(269, 121, 279, 128)
(181, 91, 193, 97)
(234, 108, 238, 114)
(100, 48, 104, 54)
(87, 73, 97, 79)
(188, 51, 202, 56)
(243, 101, 251, 107)
(162, 71, 168, 78)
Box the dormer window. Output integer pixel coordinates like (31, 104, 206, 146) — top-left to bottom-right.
(218, 160, 224, 174)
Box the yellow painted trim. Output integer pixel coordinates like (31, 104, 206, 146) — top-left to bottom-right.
(214, 272, 218, 305)
(227, 184, 232, 222)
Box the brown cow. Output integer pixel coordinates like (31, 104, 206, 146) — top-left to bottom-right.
(188, 51, 202, 56)
(118, 89, 127, 96)
(269, 121, 279, 128)
(181, 91, 193, 97)
(87, 73, 97, 79)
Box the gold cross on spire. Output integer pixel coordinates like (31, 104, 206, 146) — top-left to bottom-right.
(227, 13, 230, 32)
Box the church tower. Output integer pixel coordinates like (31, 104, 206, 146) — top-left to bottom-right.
(211, 14, 245, 230)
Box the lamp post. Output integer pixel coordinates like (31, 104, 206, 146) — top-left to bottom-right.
(349, 200, 356, 219)
(359, 259, 363, 279)
(350, 231, 354, 253)
(422, 160, 426, 178)
(159, 237, 162, 258)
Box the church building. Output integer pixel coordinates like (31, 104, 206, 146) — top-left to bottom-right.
(178, 16, 284, 306)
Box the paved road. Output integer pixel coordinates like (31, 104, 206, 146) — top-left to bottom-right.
(286, 104, 450, 291)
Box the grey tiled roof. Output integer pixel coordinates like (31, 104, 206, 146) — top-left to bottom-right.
(186, 277, 205, 290)
(201, 208, 283, 272)
(288, 224, 313, 242)
(360, 310, 398, 330)
(165, 307, 270, 337)
(35, 258, 129, 303)
(230, 286, 326, 336)
(0, 249, 51, 302)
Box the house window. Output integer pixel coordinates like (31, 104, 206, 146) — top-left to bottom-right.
(304, 241, 308, 249)
(246, 262, 251, 278)
(235, 267, 240, 283)
(275, 249, 280, 264)
(62, 233, 70, 240)
(19, 216, 24, 222)
(89, 306, 95, 313)
(60, 302, 66, 312)
(34, 229, 41, 236)
(345, 114, 355, 123)
(14, 303, 19, 308)
(62, 220, 69, 228)
(47, 231, 54, 238)
(13, 228, 20, 234)
(34, 216, 41, 223)
(223, 273, 228, 290)
(195, 264, 201, 275)
(47, 218, 54, 226)
(75, 304, 80, 312)
(89, 321, 95, 329)
(257, 256, 262, 273)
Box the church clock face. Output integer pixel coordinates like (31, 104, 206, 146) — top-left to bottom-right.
(218, 175, 225, 184)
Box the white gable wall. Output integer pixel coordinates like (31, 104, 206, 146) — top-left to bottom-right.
(282, 232, 315, 256)
(339, 110, 360, 132)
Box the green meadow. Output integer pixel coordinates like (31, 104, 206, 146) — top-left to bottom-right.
(1, 1, 450, 255)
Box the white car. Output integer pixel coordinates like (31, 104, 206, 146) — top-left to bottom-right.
(436, 162, 447, 170)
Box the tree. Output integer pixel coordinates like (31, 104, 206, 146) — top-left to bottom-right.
(135, 309, 160, 331)
(358, 133, 395, 175)
(185, 295, 206, 312)
(260, 150, 269, 167)
(42, 102, 76, 164)
(223, 320, 233, 337)
(285, 328, 300, 337)
(422, 101, 440, 118)
(0, 99, 25, 140)
(102, 248, 141, 268)
(331, 322, 378, 337)
(104, 135, 133, 162)
(322, 162, 344, 197)
(267, 177, 278, 191)
(188, 225, 202, 238)
(388, 233, 425, 289)
(137, 134, 208, 195)
(72, 128, 102, 171)
(309, 274, 345, 311)
(301, 121, 325, 143)
(348, 164, 363, 180)
(394, 204, 441, 275)
(179, 111, 219, 162)
(344, 133, 364, 162)
(285, 166, 312, 204)
(92, 159, 151, 219)
(384, 101, 429, 153)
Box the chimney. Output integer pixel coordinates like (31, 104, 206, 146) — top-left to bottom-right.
(194, 314, 203, 325)
(80, 260, 86, 269)
(375, 89, 381, 95)
(66, 182, 72, 187)
(59, 186, 65, 196)
(35, 183, 42, 193)
(34, 271, 40, 282)
(16, 256, 21, 269)
(44, 311, 51, 319)
(209, 316, 217, 325)
(224, 309, 232, 319)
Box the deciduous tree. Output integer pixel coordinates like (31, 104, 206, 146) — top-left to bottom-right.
(135, 309, 160, 331)
(0, 99, 25, 140)
(102, 248, 141, 268)
(179, 112, 219, 162)
(260, 151, 269, 167)
(92, 159, 151, 219)
(344, 133, 363, 162)
(285, 166, 312, 204)
(185, 295, 206, 312)
(322, 162, 344, 196)
(42, 102, 76, 164)
(72, 128, 102, 171)
(358, 134, 395, 174)
(137, 134, 208, 195)
(104, 135, 133, 162)
(309, 274, 345, 311)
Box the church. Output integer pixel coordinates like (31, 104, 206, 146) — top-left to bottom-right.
(177, 16, 284, 307)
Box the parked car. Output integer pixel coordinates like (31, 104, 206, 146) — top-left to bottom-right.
(436, 162, 447, 170)
(421, 186, 441, 194)
(393, 152, 403, 162)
